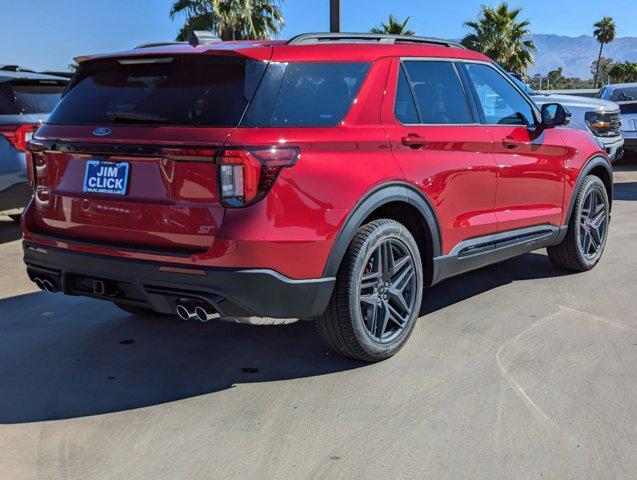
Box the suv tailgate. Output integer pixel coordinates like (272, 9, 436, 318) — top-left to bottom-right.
(30, 125, 228, 252)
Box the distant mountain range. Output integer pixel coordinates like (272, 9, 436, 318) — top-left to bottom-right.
(527, 34, 637, 79)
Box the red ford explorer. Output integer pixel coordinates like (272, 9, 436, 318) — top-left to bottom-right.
(22, 33, 612, 361)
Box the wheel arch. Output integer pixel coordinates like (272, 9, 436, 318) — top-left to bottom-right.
(322, 182, 442, 286)
(564, 155, 613, 226)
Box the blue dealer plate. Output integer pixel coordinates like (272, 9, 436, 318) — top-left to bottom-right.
(83, 160, 129, 195)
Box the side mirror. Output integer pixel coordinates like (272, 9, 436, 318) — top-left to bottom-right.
(541, 103, 571, 128)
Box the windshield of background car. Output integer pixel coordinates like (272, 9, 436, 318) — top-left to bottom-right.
(612, 87, 637, 102)
(0, 81, 66, 115)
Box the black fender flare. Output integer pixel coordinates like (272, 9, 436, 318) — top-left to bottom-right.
(322, 182, 442, 278)
(564, 155, 613, 227)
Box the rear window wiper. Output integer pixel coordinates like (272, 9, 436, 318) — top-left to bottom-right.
(105, 111, 167, 123)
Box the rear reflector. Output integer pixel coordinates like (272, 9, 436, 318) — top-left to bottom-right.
(216, 147, 299, 207)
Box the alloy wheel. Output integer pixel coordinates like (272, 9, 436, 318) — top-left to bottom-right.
(358, 238, 418, 344)
(579, 187, 608, 260)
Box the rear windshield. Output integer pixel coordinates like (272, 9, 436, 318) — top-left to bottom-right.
(48, 56, 266, 127)
(0, 81, 66, 115)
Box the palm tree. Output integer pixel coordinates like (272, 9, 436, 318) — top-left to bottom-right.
(370, 15, 415, 36)
(170, 0, 284, 41)
(461, 3, 536, 75)
(593, 17, 617, 88)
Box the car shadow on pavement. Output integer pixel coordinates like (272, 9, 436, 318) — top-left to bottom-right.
(613, 153, 637, 172)
(0, 219, 21, 245)
(613, 182, 637, 201)
(0, 252, 574, 424)
(0, 292, 365, 424)
(420, 252, 572, 316)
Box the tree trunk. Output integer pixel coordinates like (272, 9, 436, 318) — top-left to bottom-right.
(594, 42, 604, 88)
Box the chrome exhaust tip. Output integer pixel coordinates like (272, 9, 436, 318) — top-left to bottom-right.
(176, 304, 196, 321)
(195, 305, 219, 322)
(42, 278, 56, 293)
(34, 277, 45, 291)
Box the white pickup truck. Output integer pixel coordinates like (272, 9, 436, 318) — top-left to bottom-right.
(509, 75, 624, 161)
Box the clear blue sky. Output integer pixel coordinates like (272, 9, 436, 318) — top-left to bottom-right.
(1, 0, 636, 71)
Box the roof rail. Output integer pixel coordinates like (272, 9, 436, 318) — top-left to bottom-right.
(287, 33, 466, 49)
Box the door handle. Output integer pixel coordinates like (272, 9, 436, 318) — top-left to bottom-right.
(502, 136, 520, 149)
(401, 134, 427, 149)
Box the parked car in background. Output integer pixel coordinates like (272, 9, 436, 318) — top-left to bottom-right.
(507, 73, 624, 161)
(0, 68, 68, 221)
(22, 33, 612, 361)
(597, 83, 637, 153)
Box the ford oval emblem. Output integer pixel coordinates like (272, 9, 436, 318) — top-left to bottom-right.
(92, 127, 112, 137)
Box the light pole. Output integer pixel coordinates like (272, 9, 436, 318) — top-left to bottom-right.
(330, 0, 340, 33)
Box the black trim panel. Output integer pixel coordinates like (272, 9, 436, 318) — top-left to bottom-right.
(322, 182, 441, 277)
(564, 155, 613, 226)
(23, 241, 335, 318)
(432, 225, 566, 284)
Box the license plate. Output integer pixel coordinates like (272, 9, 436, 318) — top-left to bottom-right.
(83, 160, 129, 195)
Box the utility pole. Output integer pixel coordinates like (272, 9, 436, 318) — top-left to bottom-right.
(330, 0, 340, 33)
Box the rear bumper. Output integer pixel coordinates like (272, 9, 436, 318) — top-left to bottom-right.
(23, 241, 335, 318)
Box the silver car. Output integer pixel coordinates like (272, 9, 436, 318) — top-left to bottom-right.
(597, 83, 637, 153)
(0, 68, 68, 221)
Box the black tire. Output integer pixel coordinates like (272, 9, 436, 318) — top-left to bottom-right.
(9, 214, 21, 224)
(114, 302, 169, 318)
(547, 175, 609, 271)
(315, 219, 423, 362)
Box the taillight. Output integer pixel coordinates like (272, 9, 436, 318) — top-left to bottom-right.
(216, 147, 299, 207)
(0, 124, 37, 152)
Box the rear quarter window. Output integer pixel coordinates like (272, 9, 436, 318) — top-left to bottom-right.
(243, 62, 370, 127)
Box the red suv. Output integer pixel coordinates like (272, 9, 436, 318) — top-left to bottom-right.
(22, 33, 612, 361)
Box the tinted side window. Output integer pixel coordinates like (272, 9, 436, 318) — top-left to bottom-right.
(244, 62, 370, 128)
(269, 62, 370, 127)
(612, 87, 637, 102)
(465, 63, 536, 126)
(394, 66, 419, 124)
(402, 61, 472, 124)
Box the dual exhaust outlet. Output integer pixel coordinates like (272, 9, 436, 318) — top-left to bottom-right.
(33, 275, 60, 293)
(176, 300, 220, 322)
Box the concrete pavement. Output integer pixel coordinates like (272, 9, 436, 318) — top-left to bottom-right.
(0, 159, 636, 479)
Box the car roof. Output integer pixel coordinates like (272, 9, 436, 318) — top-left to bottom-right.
(0, 69, 70, 84)
(74, 35, 491, 65)
(606, 83, 637, 91)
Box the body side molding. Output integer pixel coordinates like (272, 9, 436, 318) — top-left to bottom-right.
(432, 225, 567, 284)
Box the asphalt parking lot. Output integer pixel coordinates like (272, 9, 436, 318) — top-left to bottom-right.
(1, 157, 636, 480)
